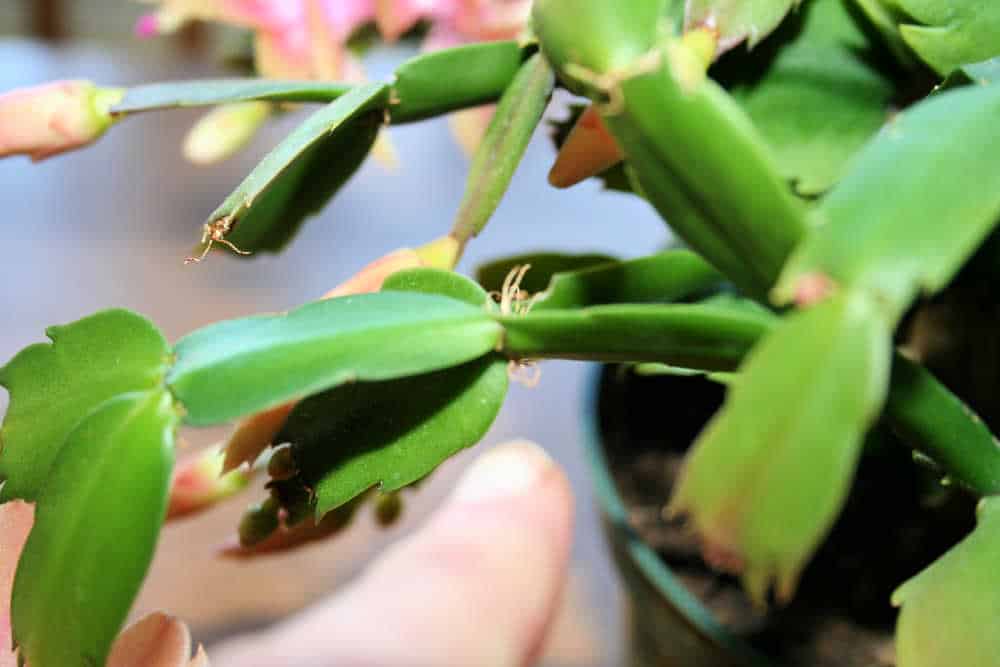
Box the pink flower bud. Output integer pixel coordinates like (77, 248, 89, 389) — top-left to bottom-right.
(222, 401, 297, 474)
(167, 445, 252, 521)
(321, 235, 458, 299)
(0, 81, 123, 161)
(548, 104, 625, 189)
(322, 248, 425, 299)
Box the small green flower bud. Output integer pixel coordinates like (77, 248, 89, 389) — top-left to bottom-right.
(266, 444, 297, 481)
(237, 497, 280, 548)
(268, 479, 312, 528)
(374, 491, 403, 527)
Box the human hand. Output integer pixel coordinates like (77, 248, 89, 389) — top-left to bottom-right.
(212, 441, 575, 667)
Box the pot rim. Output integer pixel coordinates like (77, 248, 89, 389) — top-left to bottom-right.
(581, 363, 772, 666)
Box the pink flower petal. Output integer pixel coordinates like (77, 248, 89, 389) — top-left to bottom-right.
(134, 14, 161, 38)
(316, 0, 376, 41)
(167, 445, 252, 521)
(253, 28, 313, 79)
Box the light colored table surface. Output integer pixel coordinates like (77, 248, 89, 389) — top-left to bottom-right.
(0, 37, 672, 665)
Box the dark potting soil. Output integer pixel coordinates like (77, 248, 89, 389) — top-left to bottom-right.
(596, 365, 977, 667)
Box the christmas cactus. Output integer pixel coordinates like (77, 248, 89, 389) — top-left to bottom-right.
(2, 0, 1000, 664)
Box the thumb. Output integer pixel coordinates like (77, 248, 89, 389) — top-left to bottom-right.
(214, 441, 575, 667)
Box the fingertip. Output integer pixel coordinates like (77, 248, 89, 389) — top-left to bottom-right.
(214, 441, 575, 667)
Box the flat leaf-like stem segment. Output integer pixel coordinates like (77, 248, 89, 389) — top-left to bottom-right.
(775, 82, 1000, 318)
(532, 0, 669, 76)
(685, 0, 800, 55)
(892, 496, 1000, 667)
(888, 0, 1000, 75)
(0, 309, 169, 502)
(381, 267, 489, 306)
(201, 83, 389, 254)
(602, 52, 808, 296)
(451, 53, 555, 245)
(390, 40, 527, 123)
(12, 390, 177, 667)
(281, 356, 508, 517)
(714, 0, 898, 195)
(499, 302, 774, 369)
(168, 291, 503, 426)
(531, 250, 723, 310)
(886, 357, 1000, 495)
(110, 40, 528, 123)
(534, 0, 808, 297)
(110, 79, 353, 115)
(670, 291, 892, 603)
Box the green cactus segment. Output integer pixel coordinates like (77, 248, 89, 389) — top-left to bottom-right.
(381, 268, 489, 307)
(167, 291, 503, 426)
(12, 390, 177, 667)
(111, 79, 354, 115)
(886, 356, 1000, 495)
(685, 0, 800, 54)
(532, 250, 724, 310)
(391, 40, 527, 123)
(892, 496, 1000, 667)
(0, 309, 170, 502)
(669, 291, 891, 604)
(281, 356, 508, 518)
(451, 53, 555, 245)
(886, 0, 1000, 75)
(775, 82, 1000, 318)
(718, 0, 898, 195)
(606, 67, 807, 294)
(205, 83, 389, 254)
(535, 0, 810, 296)
(499, 301, 775, 369)
(532, 0, 670, 77)
(226, 112, 381, 253)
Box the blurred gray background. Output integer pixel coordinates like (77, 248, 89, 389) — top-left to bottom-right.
(0, 2, 672, 663)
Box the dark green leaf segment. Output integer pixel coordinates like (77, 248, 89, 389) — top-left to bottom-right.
(4, 253, 1000, 665)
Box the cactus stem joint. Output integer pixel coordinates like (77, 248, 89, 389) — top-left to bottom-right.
(563, 48, 664, 115)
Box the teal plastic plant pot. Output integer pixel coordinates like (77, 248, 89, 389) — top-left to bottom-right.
(582, 364, 773, 667)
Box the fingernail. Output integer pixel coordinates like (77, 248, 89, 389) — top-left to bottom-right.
(451, 441, 553, 504)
